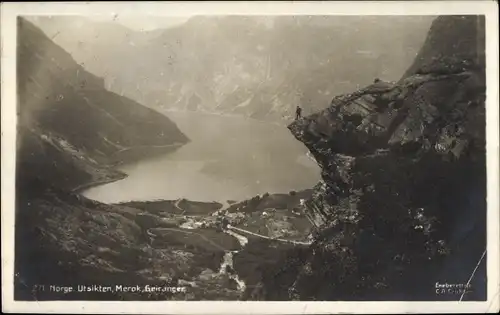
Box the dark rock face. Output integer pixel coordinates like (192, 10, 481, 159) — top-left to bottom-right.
(16, 18, 189, 193)
(403, 15, 485, 78)
(255, 15, 487, 301)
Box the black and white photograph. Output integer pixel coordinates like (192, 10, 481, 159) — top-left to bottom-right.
(1, 1, 499, 313)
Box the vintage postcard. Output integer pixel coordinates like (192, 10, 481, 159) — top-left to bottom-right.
(1, 1, 499, 313)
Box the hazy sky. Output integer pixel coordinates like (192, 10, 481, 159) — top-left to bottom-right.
(87, 15, 191, 31)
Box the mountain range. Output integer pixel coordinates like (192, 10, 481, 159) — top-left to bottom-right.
(28, 15, 435, 121)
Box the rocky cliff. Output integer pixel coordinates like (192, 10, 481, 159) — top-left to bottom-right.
(253, 15, 487, 301)
(29, 15, 434, 121)
(16, 18, 189, 193)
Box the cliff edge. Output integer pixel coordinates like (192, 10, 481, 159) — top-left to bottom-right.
(258, 15, 487, 301)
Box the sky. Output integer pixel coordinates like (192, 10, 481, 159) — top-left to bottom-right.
(86, 15, 191, 31)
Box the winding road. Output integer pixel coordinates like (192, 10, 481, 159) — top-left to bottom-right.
(227, 225, 312, 246)
(146, 210, 311, 296)
(147, 223, 312, 248)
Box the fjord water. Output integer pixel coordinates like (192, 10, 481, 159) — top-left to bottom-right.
(82, 111, 321, 203)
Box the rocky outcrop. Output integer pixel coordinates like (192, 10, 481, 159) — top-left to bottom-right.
(254, 15, 487, 301)
(403, 15, 485, 78)
(16, 18, 189, 193)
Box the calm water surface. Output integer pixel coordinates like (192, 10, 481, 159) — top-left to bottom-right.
(82, 111, 321, 203)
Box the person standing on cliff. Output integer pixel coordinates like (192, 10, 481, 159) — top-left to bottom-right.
(295, 106, 302, 120)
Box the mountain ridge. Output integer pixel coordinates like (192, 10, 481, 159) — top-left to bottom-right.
(246, 14, 487, 301)
(29, 15, 435, 121)
(17, 17, 189, 193)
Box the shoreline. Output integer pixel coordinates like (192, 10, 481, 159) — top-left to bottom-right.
(84, 187, 314, 207)
(71, 143, 186, 194)
(71, 172, 128, 194)
(109, 142, 186, 165)
(110, 142, 186, 157)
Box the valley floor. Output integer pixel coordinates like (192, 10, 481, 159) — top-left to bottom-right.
(14, 188, 313, 301)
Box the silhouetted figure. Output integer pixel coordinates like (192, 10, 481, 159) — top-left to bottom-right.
(295, 106, 302, 120)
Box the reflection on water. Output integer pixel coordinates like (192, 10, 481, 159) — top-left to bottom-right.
(82, 111, 321, 203)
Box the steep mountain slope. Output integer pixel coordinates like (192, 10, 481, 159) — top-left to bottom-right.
(17, 18, 189, 192)
(403, 15, 485, 77)
(245, 15, 487, 301)
(30, 15, 435, 121)
(15, 19, 234, 301)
